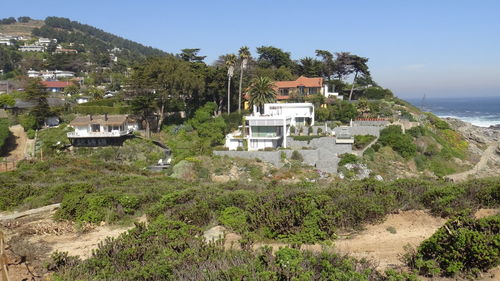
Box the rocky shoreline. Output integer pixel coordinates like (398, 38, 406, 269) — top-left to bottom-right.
(443, 117, 499, 144)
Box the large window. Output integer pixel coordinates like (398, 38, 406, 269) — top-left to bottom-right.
(252, 126, 278, 137)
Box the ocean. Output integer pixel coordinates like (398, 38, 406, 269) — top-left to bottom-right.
(406, 96, 500, 128)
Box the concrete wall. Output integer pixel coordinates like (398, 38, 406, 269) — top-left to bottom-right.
(333, 126, 382, 137)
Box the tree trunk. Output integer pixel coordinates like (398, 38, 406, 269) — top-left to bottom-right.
(227, 77, 231, 114)
(238, 67, 244, 113)
(145, 118, 151, 138)
(348, 71, 358, 101)
(157, 104, 165, 133)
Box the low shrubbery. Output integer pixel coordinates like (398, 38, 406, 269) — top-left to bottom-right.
(292, 135, 322, 142)
(354, 134, 376, 150)
(378, 125, 416, 159)
(51, 216, 416, 281)
(407, 214, 499, 278)
(0, 118, 10, 153)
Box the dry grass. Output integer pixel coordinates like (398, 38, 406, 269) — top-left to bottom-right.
(0, 20, 44, 36)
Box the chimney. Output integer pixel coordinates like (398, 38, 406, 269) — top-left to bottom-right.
(104, 113, 108, 121)
(89, 114, 92, 121)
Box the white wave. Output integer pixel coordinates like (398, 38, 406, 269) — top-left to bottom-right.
(439, 115, 500, 127)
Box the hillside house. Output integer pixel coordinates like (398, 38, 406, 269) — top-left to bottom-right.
(19, 44, 45, 52)
(41, 81, 74, 92)
(274, 76, 342, 101)
(67, 114, 139, 146)
(225, 102, 314, 151)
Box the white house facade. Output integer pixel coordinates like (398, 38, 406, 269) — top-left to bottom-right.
(67, 114, 139, 146)
(262, 103, 315, 127)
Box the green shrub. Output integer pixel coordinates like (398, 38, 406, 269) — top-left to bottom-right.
(292, 135, 321, 142)
(379, 125, 416, 158)
(338, 153, 359, 166)
(410, 214, 500, 277)
(317, 127, 323, 135)
(290, 126, 296, 134)
(0, 118, 10, 152)
(291, 150, 303, 161)
(219, 206, 248, 233)
(26, 128, 36, 139)
(19, 114, 37, 131)
(354, 134, 376, 150)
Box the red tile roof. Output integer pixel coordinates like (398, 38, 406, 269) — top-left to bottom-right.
(274, 76, 323, 89)
(41, 81, 74, 88)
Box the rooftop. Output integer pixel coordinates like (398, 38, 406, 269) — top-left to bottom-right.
(70, 115, 129, 126)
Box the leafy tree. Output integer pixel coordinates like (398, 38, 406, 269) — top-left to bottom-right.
(128, 56, 204, 131)
(224, 54, 237, 113)
(0, 17, 16, 25)
(237, 46, 251, 113)
(348, 55, 370, 101)
(296, 57, 323, 77)
(0, 94, 15, 108)
(63, 84, 79, 97)
(179, 48, 206, 62)
(315, 107, 330, 122)
(87, 87, 104, 100)
(131, 94, 156, 137)
(333, 52, 354, 80)
(248, 76, 276, 113)
(187, 102, 227, 146)
(24, 79, 50, 128)
(315, 49, 335, 80)
(256, 46, 293, 69)
(17, 16, 31, 23)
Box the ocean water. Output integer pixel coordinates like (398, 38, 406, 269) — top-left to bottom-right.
(406, 96, 500, 127)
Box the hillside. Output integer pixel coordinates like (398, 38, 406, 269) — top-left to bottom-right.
(31, 16, 166, 58)
(0, 19, 44, 36)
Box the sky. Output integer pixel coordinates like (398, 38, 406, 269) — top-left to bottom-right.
(2, 0, 500, 98)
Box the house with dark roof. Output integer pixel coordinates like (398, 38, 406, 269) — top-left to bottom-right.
(67, 114, 139, 146)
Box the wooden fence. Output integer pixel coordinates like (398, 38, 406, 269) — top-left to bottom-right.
(0, 231, 10, 281)
(0, 161, 17, 173)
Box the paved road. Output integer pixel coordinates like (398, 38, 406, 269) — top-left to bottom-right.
(446, 141, 499, 182)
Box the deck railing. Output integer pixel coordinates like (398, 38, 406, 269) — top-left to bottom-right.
(67, 130, 130, 138)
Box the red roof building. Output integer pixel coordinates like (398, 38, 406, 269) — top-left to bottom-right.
(41, 81, 74, 92)
(273, 76, 324, 100)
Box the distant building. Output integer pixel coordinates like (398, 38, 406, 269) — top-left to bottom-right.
(67, 114, 139, 146)
(19, 45, 45, 52)
(55, 48, 78, 54)
(41, 81, 74, 92)
(38, 38, 56, 46)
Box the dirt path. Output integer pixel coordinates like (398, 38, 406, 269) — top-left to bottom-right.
(4, 125, 27, 161)
(446, 141, 500, 182)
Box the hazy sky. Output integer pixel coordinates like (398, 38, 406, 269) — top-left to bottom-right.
(2, 0, 500, 98)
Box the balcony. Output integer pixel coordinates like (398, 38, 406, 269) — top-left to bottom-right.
(67, 130, 130, 138)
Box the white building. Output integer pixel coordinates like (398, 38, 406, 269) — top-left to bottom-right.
(19, 45, 45, 52)
(38, 38, 56, 46)
(262, 103, 315, 127)
(67, 114, 139, 146)
(225, 102, 315, 151)
(323, 84, 343, 100)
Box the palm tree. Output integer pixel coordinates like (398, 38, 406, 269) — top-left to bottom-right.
(348, 55, 369, 101)
(248, 76, 276, 114)
(237, 46, 251, 113)
(225, 54, 237, 113)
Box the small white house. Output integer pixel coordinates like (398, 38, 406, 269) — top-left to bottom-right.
(67, 114, 139, 146)
(19, 45, 45, 52)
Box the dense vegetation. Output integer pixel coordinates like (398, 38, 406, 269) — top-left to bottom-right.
(51, 217, 417, 281)
(407, 214, 499, 278)
(0, 118, 10, 153)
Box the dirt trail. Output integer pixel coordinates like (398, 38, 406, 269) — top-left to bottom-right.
(4, 125, 27, 161)
(447, 141, 499, 182)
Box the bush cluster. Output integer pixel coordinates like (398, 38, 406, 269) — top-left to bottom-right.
(378, 125, 416, 158)
(52, 216, 416, 281)
(408, 214, 499, 278)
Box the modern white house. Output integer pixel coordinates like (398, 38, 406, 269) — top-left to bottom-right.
(225, 102, 315, 151)
(67, 114, 139, 146)
(262, 103, 315, 127)
(245, 114, 292, 151)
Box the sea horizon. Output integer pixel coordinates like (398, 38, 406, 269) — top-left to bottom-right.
(405, 95, 500, 128)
